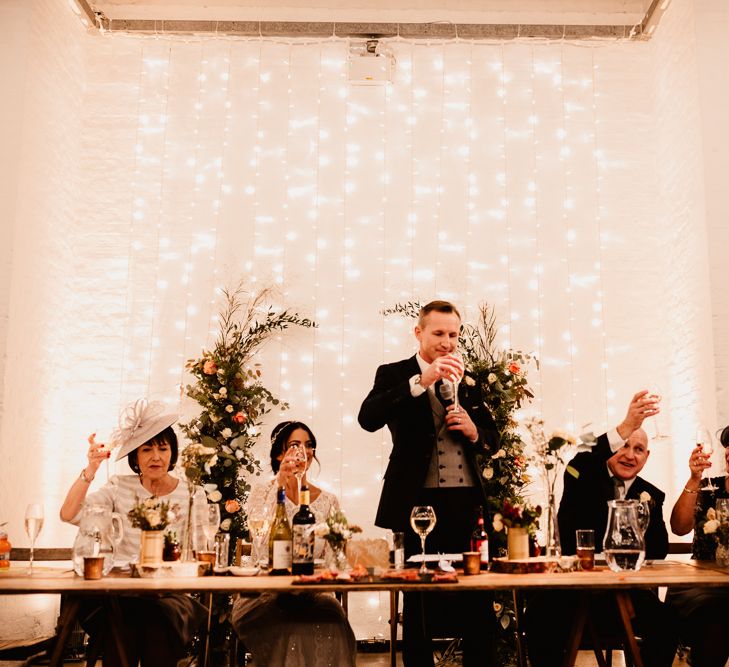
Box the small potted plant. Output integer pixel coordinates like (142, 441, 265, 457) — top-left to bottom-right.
(128, 496, 179, 565)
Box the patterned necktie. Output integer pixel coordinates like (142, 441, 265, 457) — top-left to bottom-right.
(613, 478, 626, 499)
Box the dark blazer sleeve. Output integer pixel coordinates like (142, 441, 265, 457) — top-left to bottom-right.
(357, 362, 416, 433)
(557, 450, 593, 555)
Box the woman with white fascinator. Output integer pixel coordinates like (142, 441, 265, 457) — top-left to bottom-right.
(60, 399, 207, 666)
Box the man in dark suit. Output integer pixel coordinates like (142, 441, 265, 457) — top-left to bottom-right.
(526, 391, 678, 667)
(358, 300, 499, 666)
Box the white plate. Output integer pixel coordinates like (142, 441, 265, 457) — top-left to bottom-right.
(228, 566, 260, 577)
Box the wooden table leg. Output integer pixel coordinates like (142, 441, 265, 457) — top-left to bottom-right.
(511, 590, 528, 667)
(48, 597, 81, 667)
(615, 591, 644, 667)
(389, 590, 398, 667)
(563, 593, 588, 667)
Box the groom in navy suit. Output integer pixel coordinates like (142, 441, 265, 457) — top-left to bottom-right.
(358, 300, 500, 666)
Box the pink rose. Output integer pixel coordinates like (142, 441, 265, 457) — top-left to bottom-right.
(508, 362, 520, 374)
(233, 412, 247, 424)
(203, 359, 217, 375)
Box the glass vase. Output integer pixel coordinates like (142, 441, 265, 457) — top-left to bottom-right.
(544, 493, 562, 558)
(181, 484, 196, 562)
(326, 541, 350, 573)
(716, 543, 729, 568)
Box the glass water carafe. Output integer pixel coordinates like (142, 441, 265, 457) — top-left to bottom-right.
(603, 499, 645, 572)
(72, 503, 124, 576)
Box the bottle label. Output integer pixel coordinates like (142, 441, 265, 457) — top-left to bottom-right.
(292, 525, 315, 564)
(479, 539, 489, 564)
(272, 540, 292, 570)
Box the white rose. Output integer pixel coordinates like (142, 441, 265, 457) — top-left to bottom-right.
(220, 519, 231, 531)
(225, 405, 234, 413)
(147, 510, 161, 527)
(204, 483, 218, 493)
(704, 519, 720, 534)
(314, 524, 329, 537)
(488, 373, 498, 384)
(221, 428, 232, 439)
(492, 448, 506, 459)
(219, 387, 228, 396)
(235, 449, 244, 460)
(707, 508, 717, 521)
(483, 467, 494, 480)
(464, 376, 476, 387)
(639, 491, 651, 503)
(208, 490, 222, 502)
(492, 513, 504, 532)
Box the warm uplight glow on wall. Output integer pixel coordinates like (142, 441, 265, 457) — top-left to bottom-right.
(2, 0, 719, 639)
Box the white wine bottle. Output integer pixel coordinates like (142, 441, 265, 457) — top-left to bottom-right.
(268, 487, 292, 575)
(292, 485, 315, 575)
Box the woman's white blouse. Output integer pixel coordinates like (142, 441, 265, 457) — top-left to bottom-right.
(70, 474, 206, 565)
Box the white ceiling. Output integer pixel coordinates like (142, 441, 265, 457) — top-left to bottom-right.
(91, 0, 655, 25)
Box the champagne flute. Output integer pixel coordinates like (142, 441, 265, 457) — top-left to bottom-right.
(697, 427, 717, 492)
(289, 444, 308, 506)
(248, 506, 270, 568)
(410, 505, 437, 574)
(25, 503, 44, 576)
(646, 386, 668, 440)
(450, 350, 463, 411)
(203, 504, 221, 551)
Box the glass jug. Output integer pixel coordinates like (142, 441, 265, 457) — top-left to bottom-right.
(72, 503, 124, 576)
(603, 499, 645, 572)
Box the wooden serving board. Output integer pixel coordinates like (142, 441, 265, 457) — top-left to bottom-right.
(489, 556, 561, 574)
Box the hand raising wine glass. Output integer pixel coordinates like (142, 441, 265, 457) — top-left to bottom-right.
(289, 444, 308, 506)
(697, 427, 717, 492)
(203, 504, 221, 551)
(25, 504, 44, 576)
(410, 505, 437, 574)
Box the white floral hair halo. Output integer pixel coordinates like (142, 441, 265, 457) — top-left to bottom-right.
(113, 398, 178, 461)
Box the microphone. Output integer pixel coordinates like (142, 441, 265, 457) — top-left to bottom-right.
(438, 380, 455, 406)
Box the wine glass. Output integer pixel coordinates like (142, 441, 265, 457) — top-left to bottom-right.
(409, 505, 437, 574)
(248, 506, 270, 568)
(25, 504, 44, 576)
(645, 386, 668, 440)
(697, 427, 717, 492)
(289, 444, 308, 505)
(450, 350, 463, 411)
(203, 504, 221, 551)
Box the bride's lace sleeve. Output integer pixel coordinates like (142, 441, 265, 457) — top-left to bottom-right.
(246, 479, 278, 519)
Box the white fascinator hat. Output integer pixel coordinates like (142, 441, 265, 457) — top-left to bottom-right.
(114, 398, 178, 461)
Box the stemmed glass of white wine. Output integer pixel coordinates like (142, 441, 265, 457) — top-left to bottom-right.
(410, 505, 437, 575)
(203, 504, 221, 551)
(697, 427, 717, 492)
(645, 386, 668, 440)
(25, 504, 44, 576)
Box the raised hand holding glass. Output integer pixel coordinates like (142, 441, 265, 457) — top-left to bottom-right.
(697, 427, 717, 491)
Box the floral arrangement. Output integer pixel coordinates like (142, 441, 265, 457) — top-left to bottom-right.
(179, 284, 315, 664)
(179, 284, 315, 541)
(315, 509, 363, 548)
(701, 507, 729, 544)
(127, 496, 179, 532)
(492, 500, 542, 533)
(524, 417, 577, 556)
